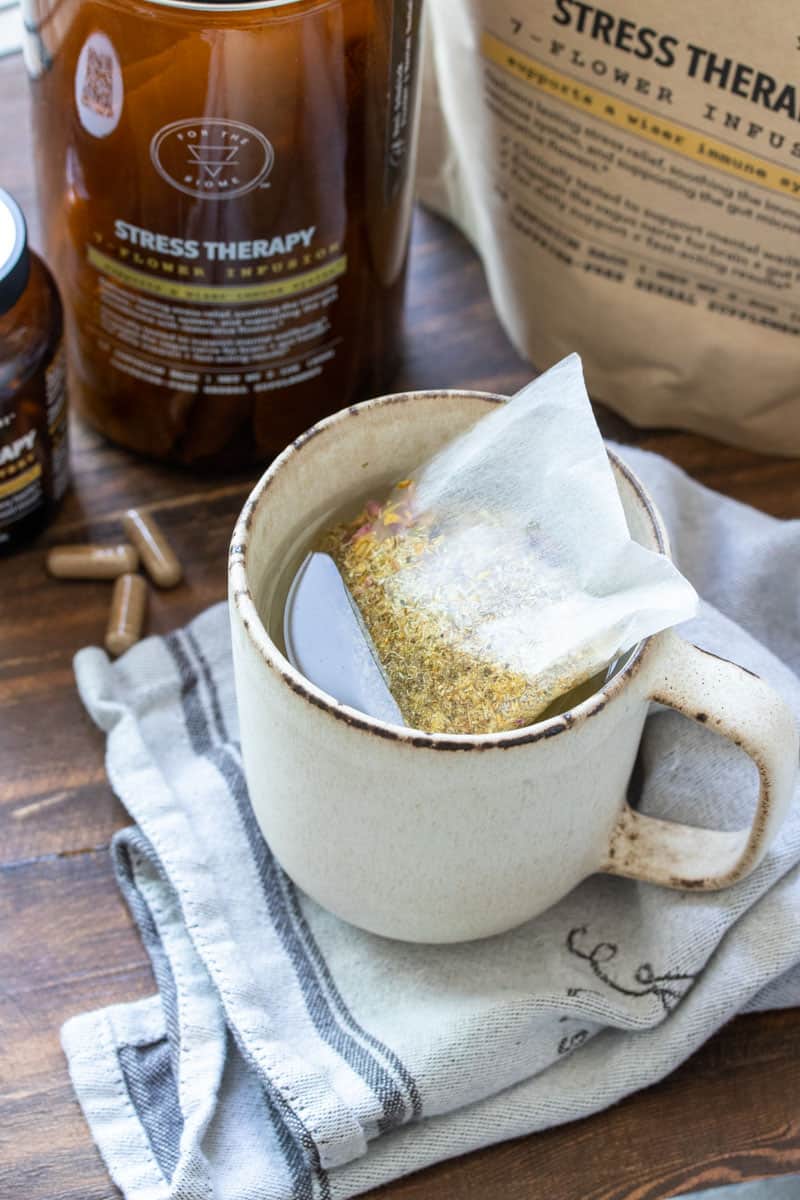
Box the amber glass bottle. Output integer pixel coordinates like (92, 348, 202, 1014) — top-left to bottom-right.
(24, 0, 422, 468)
(0, 189, 69, 552)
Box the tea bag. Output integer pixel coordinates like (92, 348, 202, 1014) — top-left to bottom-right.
(303, 355, 698, 734)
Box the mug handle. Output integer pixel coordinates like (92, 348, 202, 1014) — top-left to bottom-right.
(603, 630, 798, 891)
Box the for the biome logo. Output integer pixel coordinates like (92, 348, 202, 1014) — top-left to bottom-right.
(150, 118, 274, 201)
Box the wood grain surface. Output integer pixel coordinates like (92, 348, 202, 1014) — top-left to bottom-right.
(1, 46, 800, 1200)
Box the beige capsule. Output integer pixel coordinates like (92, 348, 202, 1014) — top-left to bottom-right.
(105, 573, 148, 657)
(46, 542, 138, 580)
(122, 509, 183, 589)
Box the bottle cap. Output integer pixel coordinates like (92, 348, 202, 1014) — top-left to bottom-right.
(0, 189, 30, 315)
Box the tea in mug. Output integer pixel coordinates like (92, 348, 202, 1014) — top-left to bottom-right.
(281, 538, 625, 732)
(276, 358, 698, 734)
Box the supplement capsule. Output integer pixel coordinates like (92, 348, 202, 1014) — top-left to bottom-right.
(105, 573, 148, 657)
(46, 542, 138, 579)
(122, 508, 182, 589)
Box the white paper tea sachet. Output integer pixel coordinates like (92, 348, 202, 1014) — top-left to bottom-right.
(286, 354, 698, 734)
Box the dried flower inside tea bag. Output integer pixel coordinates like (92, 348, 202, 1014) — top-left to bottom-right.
(317, 355, 698, 734)
(320, 485, 592, 732)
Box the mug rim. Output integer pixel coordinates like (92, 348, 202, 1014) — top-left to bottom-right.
(229, 389, 668, 751)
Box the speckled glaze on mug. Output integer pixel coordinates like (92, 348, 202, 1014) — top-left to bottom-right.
(229, 392, 798, 943)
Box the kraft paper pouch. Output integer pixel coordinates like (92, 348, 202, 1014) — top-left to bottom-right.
(305, 355, 698, 734)
(417, 0, 800, 456)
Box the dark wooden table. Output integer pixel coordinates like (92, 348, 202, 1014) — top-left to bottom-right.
(2, 47, 800, 1200)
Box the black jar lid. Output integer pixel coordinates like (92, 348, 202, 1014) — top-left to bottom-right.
(0, 189, 30, 316)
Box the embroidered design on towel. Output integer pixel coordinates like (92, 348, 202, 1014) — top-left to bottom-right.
(565, 926, 697, 1013)
(556, 1022, 590, 1056)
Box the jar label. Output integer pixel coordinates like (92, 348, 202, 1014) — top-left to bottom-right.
(386, 0, 425, 200)
(0, 423, 43, 536)
(83, 222, 347, 400)
(0, 336, 68, 540)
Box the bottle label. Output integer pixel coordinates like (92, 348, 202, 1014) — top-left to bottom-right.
(0, 421, 43, 536)
(386, 0, 425, 201)
(83, 218, 347, 400)
(0, 336, 69, 543)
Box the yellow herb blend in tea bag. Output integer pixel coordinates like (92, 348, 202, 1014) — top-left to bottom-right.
(319, 355, 698, 734)
(321, 483, 578, 732)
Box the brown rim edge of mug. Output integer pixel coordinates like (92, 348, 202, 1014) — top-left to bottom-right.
(228, 389, 668, 753)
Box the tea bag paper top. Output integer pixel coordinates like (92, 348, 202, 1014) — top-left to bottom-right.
(317, 354, 698, 733)
(410, 352, 699, 673)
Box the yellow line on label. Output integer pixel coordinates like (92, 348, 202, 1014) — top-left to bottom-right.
(482, 31, 800, 200)
(87, 247, 348, 304)
(0, 463, 41, 498)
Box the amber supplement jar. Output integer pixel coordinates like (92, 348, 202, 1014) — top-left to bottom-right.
(25, 0, 423, 469)
(0, 190, 69, 553)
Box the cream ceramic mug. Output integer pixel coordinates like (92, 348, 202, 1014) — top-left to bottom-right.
(229, 391, 798, 943)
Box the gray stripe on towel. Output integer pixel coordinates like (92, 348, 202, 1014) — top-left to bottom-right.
(166, 630, 324, 1200)
(113, 827, 182, 1072)
(117, 1039, 182, 1183)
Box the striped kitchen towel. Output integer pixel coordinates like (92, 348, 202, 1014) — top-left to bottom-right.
(63, 445, 800, 1200)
